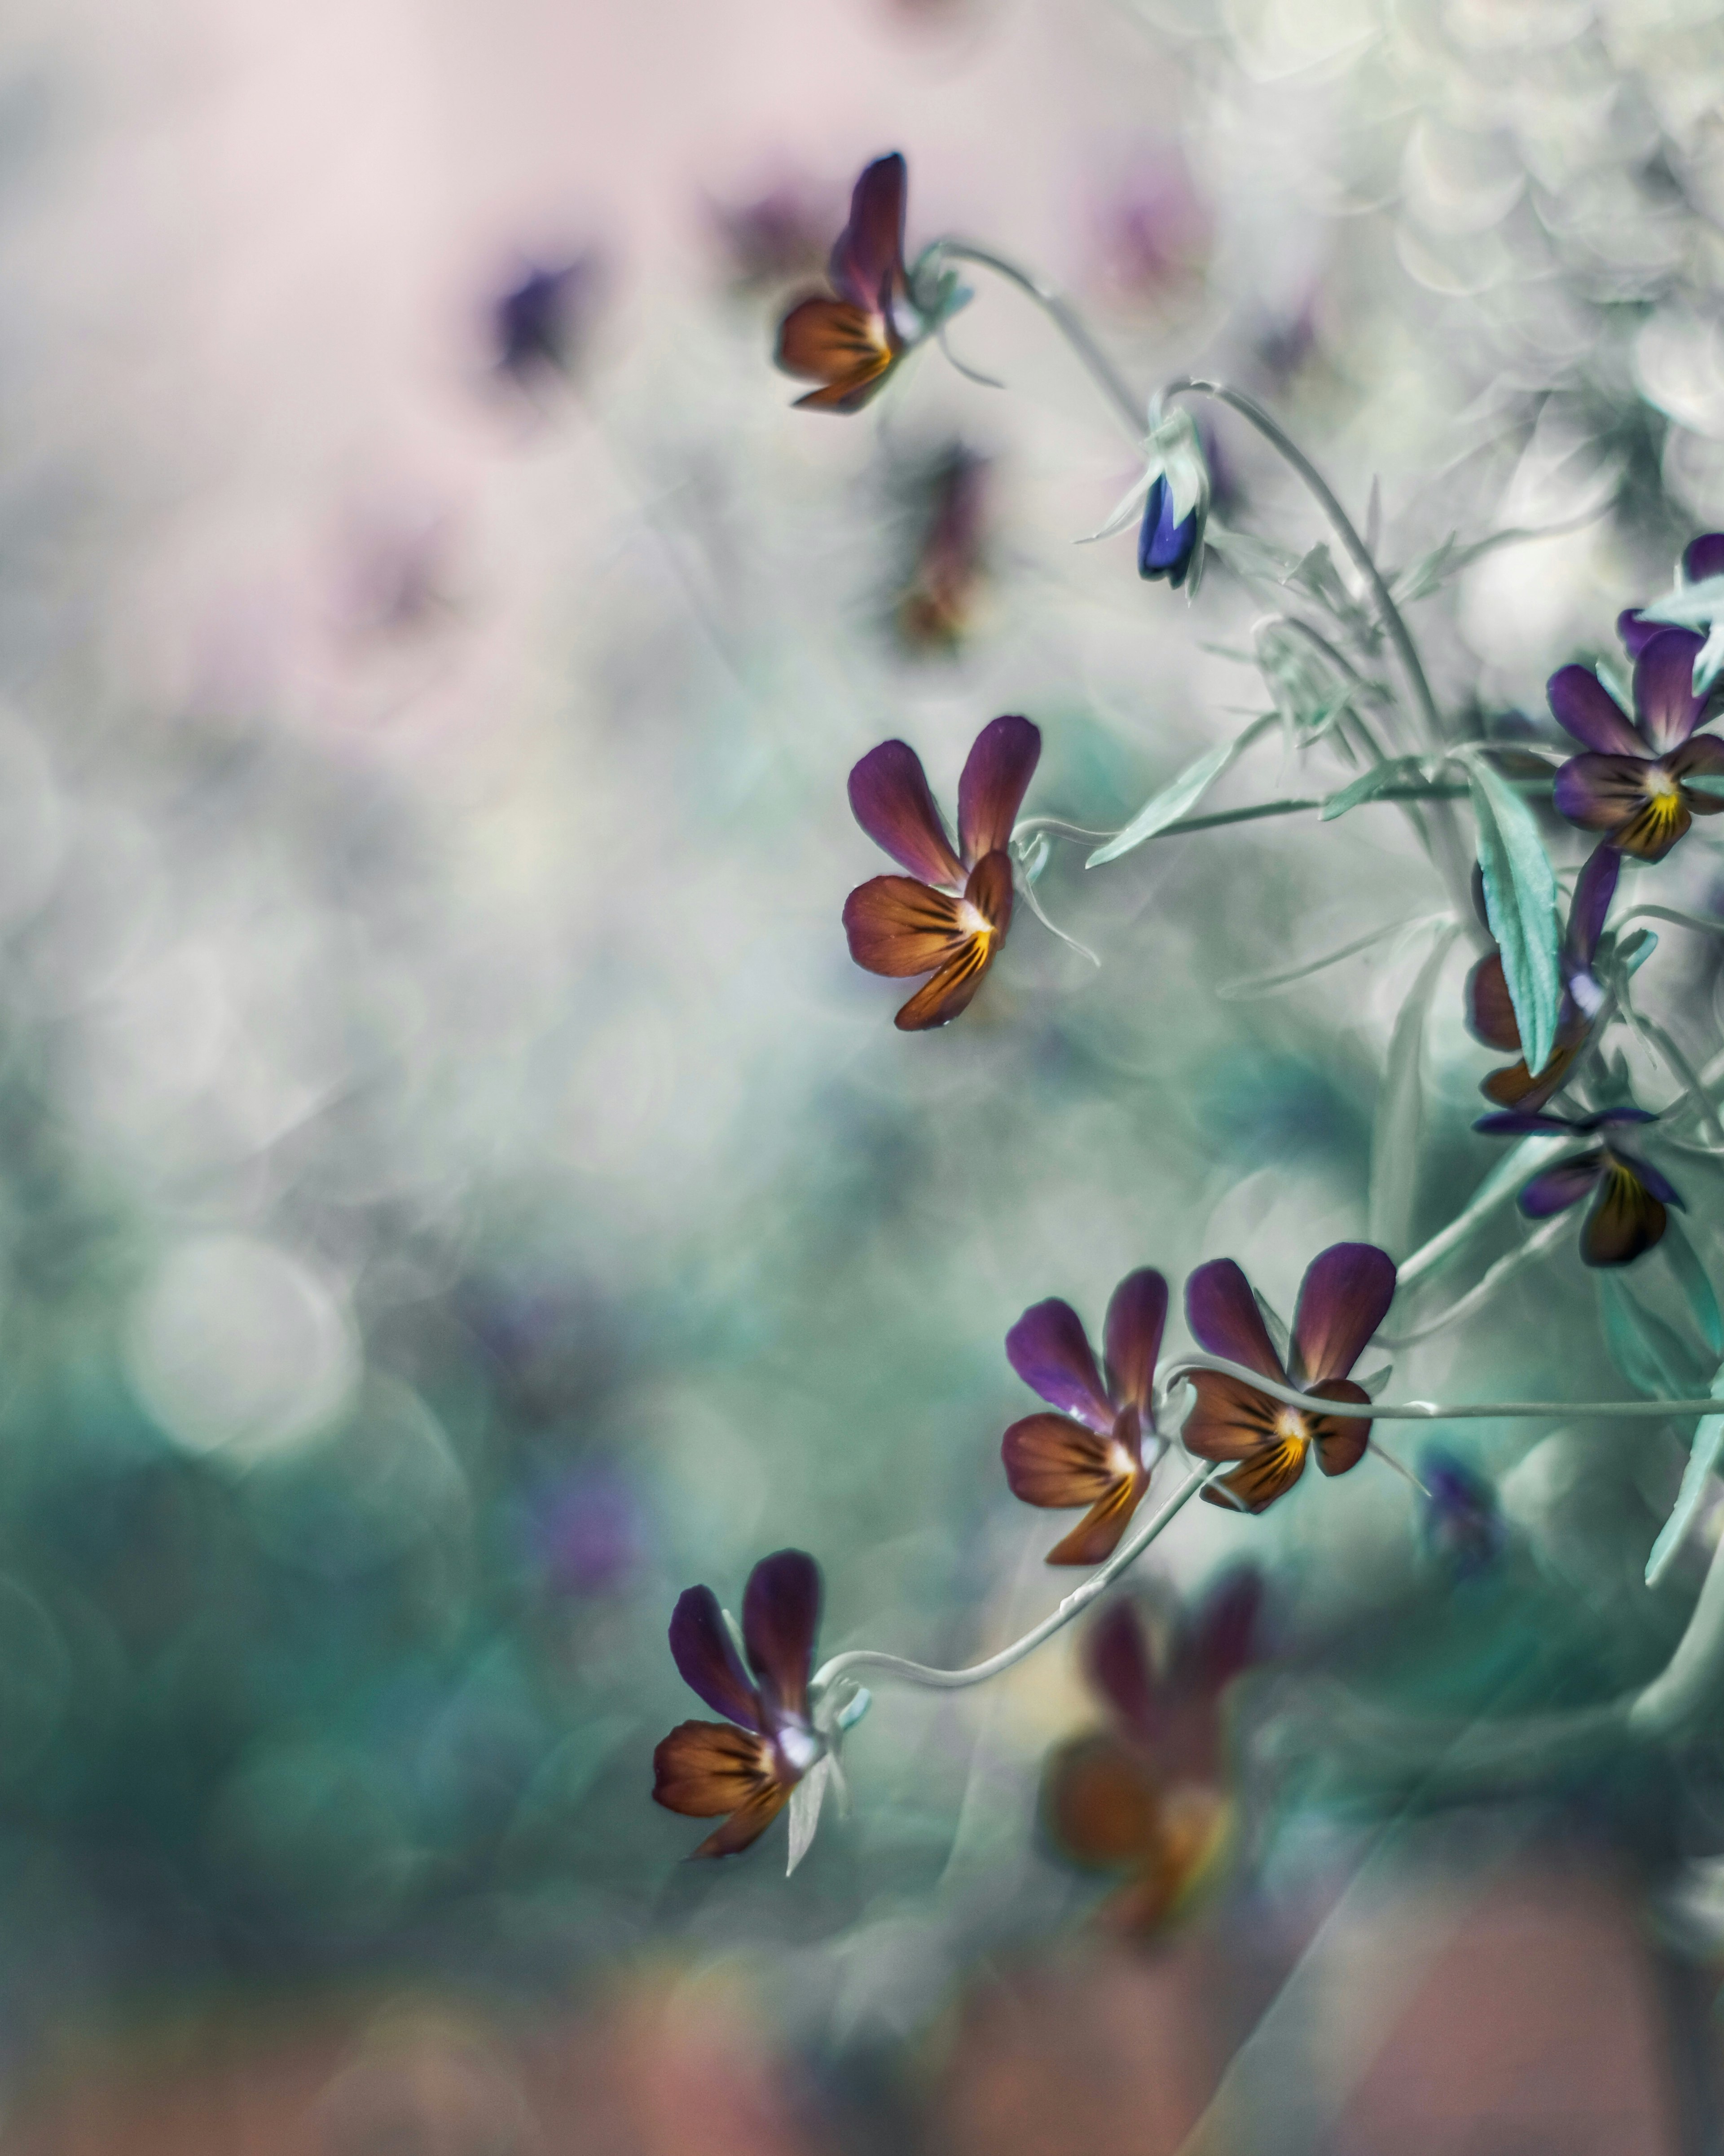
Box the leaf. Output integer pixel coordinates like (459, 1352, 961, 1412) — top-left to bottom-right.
(1465, 750, 1562, 1077)
(786, 1755, 833, 1876)
(1661, 1217, 1724, 1358)
(1202, 525, 1300, 584)
(1369, 926, 1457, 1259)
(1684, 773, 1724, 798)
(1322, 757, 1434, 821)
(1645, 1360, 1724, 1587)
(1595, 656, 1633, 713)
(1086, 714, 1277, 867)
(1598, 1274, 1707, 1401)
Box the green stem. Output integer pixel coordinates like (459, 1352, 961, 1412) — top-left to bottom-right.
(1160, 1352, 1724, 1422)
(1016, 781, 1480, 853)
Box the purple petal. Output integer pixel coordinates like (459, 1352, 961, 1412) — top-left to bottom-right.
(1138, 476, 1199, 585)
(1584, 1107, 1657, 1129)
(847, 740, 964, 886)
(1565, 846, 1620, 968)
(1290, 1242, 1397, 1385)
(1183, 1259, 1286, 1383)
(669, 1585, 762, 1730)
(1684, 533, 1724, 583)
(1612, 1149, 1682, 1208)
(1518, 1153, 1603, 1218)
(742, 1549, 821, 1723)
(1552, 752, 1653, 837)
(1474, 1110, 1577, 1136)
(957, 714, 1041, 867)
(1547, 665, 1644, 756)
(1102, 1268, 1168, 1418)
(1005, 1299, 1113, 1432)
(1618, 608, 1662, 659)
(829, 153, 906, 314)
(1190, 1566, 1263, 1695)
(1465, 952, 1521, 1054)
(1673, 732, 1724, 812)
(1082, 1600, 1163, 1742)
(1635, 629, 1708, 752)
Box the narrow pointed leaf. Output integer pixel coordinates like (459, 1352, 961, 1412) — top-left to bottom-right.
(1466, 751, 1562, 1076)
(1661, 1217, 1724, 1358)
(1088, 714, 1276, 867)
(1646, 1361, 1724, 1587)
(1369, 926, 1458, 1258)
(1323, 758, 1434, 821)
(1598, 1275, 1707, 1402)
(1395, 1132, 1572, 1290)
(786, 1755, 832, 1876)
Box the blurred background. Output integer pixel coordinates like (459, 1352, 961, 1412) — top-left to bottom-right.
(2, 0, 1724, 2146)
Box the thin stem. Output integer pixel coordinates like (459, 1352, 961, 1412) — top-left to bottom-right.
(1218, 912, 1446, 1001)
(927, 242, 1143, 438)
(1016, 780, 1478, 853)
(1159, 1352, 1724, 1422)
(811, 1462, 1215, 1695)
(1377, 1215, 1571, 1349)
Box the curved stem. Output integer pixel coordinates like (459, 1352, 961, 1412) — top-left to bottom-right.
(927, 242, 1144, 438)
(811, 1462, 1215, 1695)
(1015, 782, 1477, 854)
(1159, 1351, 1724, 1422)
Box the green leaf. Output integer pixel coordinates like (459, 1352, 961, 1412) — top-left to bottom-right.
(1322, 757, 1434, 821)
(1368, 927, 1457, 1258)
(1395, 1132, 1571, 1290)
(1086, 714, 1276, 867)
(1202, 525, 1300, 584)
(1598, 1274, 1707, 1401)
(1646, 1361, 1724, 1587)
(1684, 773, 1724, 798)
(1662, 1218, 1724, 1358)
(1465, 751, 1562, 1076)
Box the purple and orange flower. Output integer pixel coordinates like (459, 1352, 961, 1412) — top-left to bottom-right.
(1619, 533, 1724, 694)
(652, 1549, 824, 1859)
(1042, 1571, 1263, 1933)
(1001, 1269, 1169, 1565)
(775, 154, 915, 413)
(1182, 1244, 1397, 1515)
(895, 444, 988, 653)
(1465, 846, 1618, 1110)
(1474, 1107, 1681, 1267)
(842, 714, 1039, 1030)
(1548, 630, 1724, 862)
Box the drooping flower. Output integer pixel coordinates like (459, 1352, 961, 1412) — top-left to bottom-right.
(1418, 1446, 1505, 1581)
(1182, 1244, 1397, 1515)
(1473, 1107, 1682, 1267)
(1041, 1571, 1263, 1933)
(1619, 533, 1724, 695)
(1138, 474, 1200, 587)
(774, 154, 961, 414)
(1088, 405, 1212, 595)
(652, 1549, 823, 1858)
(842, 714, 1039, 1030)
(1001, 1269, 1169, 1565)
(1548, 630, 1724, 861)
(1465, 846, 1619, 1109)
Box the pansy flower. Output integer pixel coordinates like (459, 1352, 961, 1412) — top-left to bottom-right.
(842, 714, 1039, 1030)
(1474, 1107, 1681, 1267)
(1619, 533, 1724, 695)
(1183, 1243, 1397, 1515)
(774, 154, 922, 413)
(1042, 1571, 1263, 1934)
(1001, 1268, 1169, 1565)
(1466, 846, 1618, 1109)
(652, 1549, 823, 1858)
(1549, 629, 1724, 861)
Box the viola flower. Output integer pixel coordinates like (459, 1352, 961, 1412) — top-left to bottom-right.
(1619, 533, 1724, 695)
(1183, 1243, 1397, 1515)
(1418, 1446, 1505, 1581)
(1548, 629, 1724, 861)
(1474, 1107, 1682, 1267)
(842, 714, 1039, 1030)
(1042, 1571, 1263, 1934)
(1088, 405, 1212, 595)
(1001, 1269, 1169, 1565)
(1466, 846, 1618, 1110)
(774, 154, 960, 413)
(652, 1549, 823, 1859)
(1139, 474, 1200, 588)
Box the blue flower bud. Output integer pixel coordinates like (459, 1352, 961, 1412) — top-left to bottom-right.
(1138, 474, 1200, 588)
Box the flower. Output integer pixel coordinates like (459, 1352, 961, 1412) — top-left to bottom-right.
(1001, 1269, 1169, 1565)
(775, 154, 926, 413)
(894, 444, 988, 653)
(1465, 845, 1618, 1109)
(1041, 1571, 1263, 1933)
(1548, 629, 1724, 861)
(1473, 1107, 1681, 1267)
(1418, 1446, 1504, 1580)
(842, 714, 1040, 1030)
(494, 257, 599, 383)
(1088, 405, 1213, 595)
(1182, 1243, 1397, 1514)
(652, 1549, 824, 1859)
(1138, 474, 1200, 587)
(1619, 533, 1724, 695)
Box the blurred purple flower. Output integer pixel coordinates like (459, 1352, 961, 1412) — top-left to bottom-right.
(709, 179, 836, 290)
(1549, 629, 1724, 862)
(536, 1464, 642, 1596)
(1419, 1446, 1505, 1580)
(1474, 1106, 1681, 1267)
(494, 256, 601, 384)
(1465, 845, 1618, 1110)
(1095, 153, 1212, 300)
(894, 445, 989, 653)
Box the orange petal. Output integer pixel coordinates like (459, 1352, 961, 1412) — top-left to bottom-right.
(1201, 1437, 1308, 1514)
(1046, 1471, 1150, 1565)
(843, 876, 969, 977)
(1181, 1371, 1282, 1462)
(893, 934, 994, 1030)
(1581, 1162, 1667, 1266)
(964, 848, 1014, 933)
(1307, 1378, 1371, 1476)
(652, 1720, 774, 1818)
(1099, 1788, 1231, 1936)
(1001, 1412, 1121, 1508)
(690, 1778, 792, 1859)
(776, 295, 893, 383)
(1042, 1732, 1161, 1868)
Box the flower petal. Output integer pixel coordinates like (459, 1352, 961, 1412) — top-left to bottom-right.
(1103, 1268, 1169, 1419)
(846, 739, 963, 885)
(1612, 1149, 1682, 1207)
(1046, 1474, 1150, 1566)
(1290, 1243, 1396, 1385)
(1190, 1568, 1264, 1695)
(1001, 1411, 1120, 1499)
(1475, 1109, 1577, 1137)
(653, 1719, 774, 1817)
(691, 1779, 793, 1859)
(1685, 533, 1724, 584)
(1005, 1303, 1113, 1429)
(668, 1586, 762, 1728)
(965, 848, 1014, 932)
(1671, 731, 1724, 815)
(957, 714, 1041, 866)
(1183, 1259, 1286, 1382)
(1201, 1438, 1308, 1515)
(1465, 951, 1521, 1054)
(776, 297, 897, 410)
(1553, 754, 1688, 859)
(1635, 628, 1709, 752)
(843, 876, 968, 978)
(792, 360, 899, 414)
(1306, 1377, 1372, 1476)
(828, 153, 907, 314)
(1042, 1731, 1161, 1869)
(1547, 665, 1645, 756)
(893, 933, 993, 1029)
(1618, 608, 1662, 658)
(1180, 1371, 1282, 1461)
(1517, 1152, 1603, 1218)
(1581, 1163, 1667, 1267)
(1481, 1024, 1585, 1114)
(1083, 1600, 1162, 1741)
(742, 1549, 821, 1724)
(1566, 844, 1621, 966)
(1138, 474, 1199, 586)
